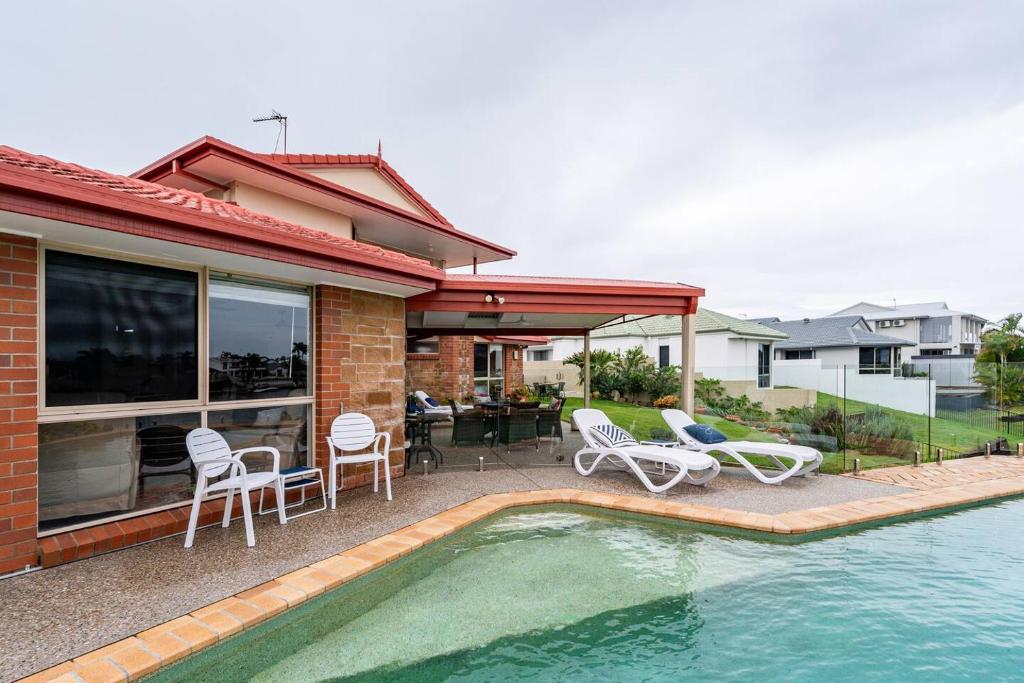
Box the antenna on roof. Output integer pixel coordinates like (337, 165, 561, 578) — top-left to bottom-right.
(376, 139, 383, 169)
(252, 110, 288, 154)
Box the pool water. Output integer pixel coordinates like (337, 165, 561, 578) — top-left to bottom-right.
(149, 500, 1024, 682)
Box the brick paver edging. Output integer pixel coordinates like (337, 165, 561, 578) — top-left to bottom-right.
(21, 477, 1024, 682)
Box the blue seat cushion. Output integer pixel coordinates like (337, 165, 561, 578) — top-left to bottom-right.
(683, 423, 728, 444)
(424, 397, 440, 407)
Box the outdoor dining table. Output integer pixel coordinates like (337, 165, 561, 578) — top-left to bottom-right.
(405, 412, 448, 469)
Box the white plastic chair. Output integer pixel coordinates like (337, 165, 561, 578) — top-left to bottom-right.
(571, 409, 719, 493)
(661, 409, 823, 485)
(327, 413, 392, 509)
(183, 428, 286, 548)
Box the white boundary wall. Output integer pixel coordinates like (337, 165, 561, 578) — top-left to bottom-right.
(774, 359, 935, 416)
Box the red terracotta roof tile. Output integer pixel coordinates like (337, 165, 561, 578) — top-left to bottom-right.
(0, 145, 440, 277)
(259, 152, 453, 227)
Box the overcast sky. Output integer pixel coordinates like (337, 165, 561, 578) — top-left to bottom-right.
(3, 1, 1022, 321)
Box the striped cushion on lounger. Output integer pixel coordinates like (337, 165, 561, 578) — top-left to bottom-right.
(589, 424, 639, 448)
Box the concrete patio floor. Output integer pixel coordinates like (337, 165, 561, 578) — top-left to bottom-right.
(0, 451, 908, 683)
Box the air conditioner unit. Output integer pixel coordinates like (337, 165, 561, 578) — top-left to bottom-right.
(878, 320, 892, 328)
(892, 319, 906, 327)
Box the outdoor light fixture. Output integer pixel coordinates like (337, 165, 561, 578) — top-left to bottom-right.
(484, 293, 494, 303)
(484, 292, 505, 304)
(497, 296, 505, 304)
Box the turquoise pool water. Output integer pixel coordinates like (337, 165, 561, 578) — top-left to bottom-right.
(149, 499, 1024, 682)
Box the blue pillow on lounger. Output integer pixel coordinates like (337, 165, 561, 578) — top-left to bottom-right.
(683, 423, 728, 444)
(424, 397, 440, 407)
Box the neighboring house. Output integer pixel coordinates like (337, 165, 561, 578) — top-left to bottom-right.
(532, 309, 789, 388)
(0, 136, 705, 573)
(828, 301, 987, 356)
(758, 316, 915, 374)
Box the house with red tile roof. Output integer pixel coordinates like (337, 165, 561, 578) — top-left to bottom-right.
(0, 135, 703, 573)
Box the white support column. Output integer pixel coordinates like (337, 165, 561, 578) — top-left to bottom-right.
(583, 331, 591, 409)
(680, 313, 696, 415)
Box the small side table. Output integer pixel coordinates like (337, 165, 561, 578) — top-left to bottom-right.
(258, 466, 326, 520)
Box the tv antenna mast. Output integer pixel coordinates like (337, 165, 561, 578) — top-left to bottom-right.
(252, 110, 288, 153)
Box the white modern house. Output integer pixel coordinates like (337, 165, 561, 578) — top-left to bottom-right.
(757, 315, 915, 374)
(756, 316, 935, 416)
(829, 302, 987, 356)
(528, 309, 788, 388)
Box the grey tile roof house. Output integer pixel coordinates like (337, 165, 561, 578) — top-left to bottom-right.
(587, 310, 789, 340)
(761, 316, 915, 350)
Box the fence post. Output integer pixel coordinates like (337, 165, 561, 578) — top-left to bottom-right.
(936, 448, 943, 466)
(852, 457, 861, 475)
(913, 450, 921, 467)
(985, 442, 991, 459)
(1017, 442, 1023, 459)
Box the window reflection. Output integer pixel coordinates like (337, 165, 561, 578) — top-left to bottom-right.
(208, 275, 311, 402)
(38, 413, 201, 531)
(208, 404, 309, 472)
(45, 250, 198, 406)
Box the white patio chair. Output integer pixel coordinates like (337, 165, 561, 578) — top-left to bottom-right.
(571, 409, 719, 493)
(327, 413, 392, 509)
(661, 409, 823, 485)
(183, 428, 286, 548)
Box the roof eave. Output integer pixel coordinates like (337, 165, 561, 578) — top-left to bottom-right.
(132, 136, 517, 263)
(0, 163, 441, 290)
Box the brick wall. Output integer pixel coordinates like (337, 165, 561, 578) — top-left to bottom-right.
(0, 234, 38, 574)
(503, 344, 525, 394)
(405, 335, 474, 402)
(316, 286, 406, 489)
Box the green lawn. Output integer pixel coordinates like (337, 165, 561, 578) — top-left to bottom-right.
(561, 398, 940, 474)
(816, 392, 1002, 455)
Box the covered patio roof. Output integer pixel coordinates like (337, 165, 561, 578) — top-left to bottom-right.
(406, 274, 704, 336)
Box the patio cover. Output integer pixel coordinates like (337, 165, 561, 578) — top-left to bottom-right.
(406, 274, 703, 336)
(407, 274, 705, 412)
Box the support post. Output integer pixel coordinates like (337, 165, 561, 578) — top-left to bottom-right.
(583, 331, 591, 409)
(680, 313, 696, 416)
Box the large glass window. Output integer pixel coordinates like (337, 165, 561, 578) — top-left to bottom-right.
(208, 275, 311, 402)
(859, 347, 893, 374)
(757, 343, 771, 388)
(41, 250, 316, 534)
(38, 412, 201, 531)
(45, 251, 198, 406)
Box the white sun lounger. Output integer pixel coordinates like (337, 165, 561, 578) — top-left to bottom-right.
(571, 408, 720, 493)
(413, 391, 472, 415)
(661, 409, 822, 485)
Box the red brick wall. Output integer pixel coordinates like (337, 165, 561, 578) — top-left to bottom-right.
(315, 286, 406, 488)
(405, 335, 474, 402)
(0, 234, 38, 574)
(503, 344, 525, 394)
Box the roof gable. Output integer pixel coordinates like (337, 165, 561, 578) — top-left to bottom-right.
(0, 144, 442, 285)
(258, 153, 452, 226)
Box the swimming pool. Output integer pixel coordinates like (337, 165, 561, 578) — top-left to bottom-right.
(148, 500, 1024, 681)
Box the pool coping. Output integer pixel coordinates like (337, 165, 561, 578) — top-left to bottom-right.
(20, 474, 1024, 683)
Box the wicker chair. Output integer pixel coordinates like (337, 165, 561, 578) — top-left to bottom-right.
(451, 409, 490, 446)
(537, 399, 564, 441)
(496, 409, 539, 452)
